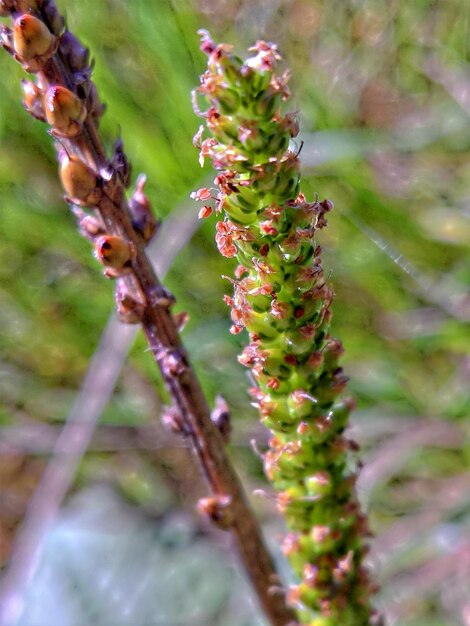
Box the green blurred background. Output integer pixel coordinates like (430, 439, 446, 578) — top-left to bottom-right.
(0, 1, 470, 625)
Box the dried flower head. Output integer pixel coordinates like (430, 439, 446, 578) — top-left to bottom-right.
(94, 235, 132, 272)
(59, 153, 101, 206)
(44, 85, 87, 137)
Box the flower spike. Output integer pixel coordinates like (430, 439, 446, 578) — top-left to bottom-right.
(193, 33, 381, 626)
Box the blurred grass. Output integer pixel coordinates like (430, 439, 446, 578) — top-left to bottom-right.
(0, 1, 470, 625)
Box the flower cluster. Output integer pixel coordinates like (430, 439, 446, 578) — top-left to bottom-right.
(193, 31, 379, 626)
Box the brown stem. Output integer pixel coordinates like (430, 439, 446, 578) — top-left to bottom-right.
(0, 2, 295, 624)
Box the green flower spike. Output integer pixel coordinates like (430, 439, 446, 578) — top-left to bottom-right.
(192, 31, 381, 626)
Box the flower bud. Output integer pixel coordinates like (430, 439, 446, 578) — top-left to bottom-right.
(254, 90, 280, 119)
(323, 338, 344, 368)
(115, 289, 144, 324)
(206, 108, 239, 143)
(281, 532, 301, 557)
(129, 174, 158, 243)
(45, 85, 87, 137)
(258, 393, 291, 423)
(94, 235, 132, 271)
(21, 79, 45, 121)
(280, 112, 300, 138)
(210, 395, 231, 444)
(327, 400, 353, 433)
(287, 389, 317, 419)
(59, 154, 101, 206)
(219, 195, 257, 225)
(243, 310, 277, 340)
(217, 53, 243, 86)
(173, 310, 189, 332)
(161, 406, 184, 434)
(110, 138, 131, 187)
(197, 495, 233, 530)
(13, 14, 52, 60)
(276, 154, 301, 200)
(216, 87, 240, 114)
(244, 65, 272, 95)
(305, 471, 332, 498)
(310, 525, 336, 553)
(72, 207, 104, 240)
(277, 485, 308, 516)
(263, 128, 290, 156)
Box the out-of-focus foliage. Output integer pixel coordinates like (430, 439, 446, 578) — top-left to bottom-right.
(0, 1, 469, 625)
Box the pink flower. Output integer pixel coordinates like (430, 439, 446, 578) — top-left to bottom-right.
(214, 170, 238, 195)
(190, 187, 212, 201)
(215, 221, 237, 257)
(259, 220, 278, 236)
(247, 40, 282, 72)
(198, 205, 213, 219)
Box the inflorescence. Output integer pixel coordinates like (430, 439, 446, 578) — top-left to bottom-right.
(192, 31, 380, 626)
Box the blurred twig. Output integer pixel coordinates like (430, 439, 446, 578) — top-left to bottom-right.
(0, 411, 177, 454)
(373, 473, 470, 563)
(383, 539, 470, 624)
(357, 418, 465, 500)
(425, 58, 470, 117)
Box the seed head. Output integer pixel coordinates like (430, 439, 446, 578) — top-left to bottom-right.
(94, 235, 132, 271)
(13, 14, 52, 60)
(45, 85, 87, 137)
(59, 154, 101, 206)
